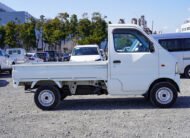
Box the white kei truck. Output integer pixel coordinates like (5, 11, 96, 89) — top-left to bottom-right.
(12, 24, 180, 110)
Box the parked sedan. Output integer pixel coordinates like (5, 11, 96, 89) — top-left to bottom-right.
(0, 49, 15, 74)
(62, 53, 70, 61)
(45, 51, 58, 61)
(26, 53, 43, 63)
(36, 52, 50, 62)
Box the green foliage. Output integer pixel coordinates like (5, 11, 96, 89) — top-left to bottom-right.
(20, 17, 37, 51)
(77, 12, 107, 47)
(43, 21, 55, 47)
(0, 26, 6, 48)
(4, 22, 19, 48)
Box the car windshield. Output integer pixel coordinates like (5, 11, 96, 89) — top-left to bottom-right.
(72, 47, 99, 56)
(8, 50, 21, 55)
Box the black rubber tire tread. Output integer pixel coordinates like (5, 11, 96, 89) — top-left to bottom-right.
(150, 82, 178, 108)
(34, 85, 61, 110)
(184, 66, 190, 78)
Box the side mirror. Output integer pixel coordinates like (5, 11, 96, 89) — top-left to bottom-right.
(149, 42, 155, 53)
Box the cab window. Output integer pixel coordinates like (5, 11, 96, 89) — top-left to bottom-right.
(113, 29, 150, 52)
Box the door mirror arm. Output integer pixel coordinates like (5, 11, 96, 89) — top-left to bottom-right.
(149, 42, 155, 53)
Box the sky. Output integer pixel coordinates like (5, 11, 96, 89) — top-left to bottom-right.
(1, 0, 190, 33)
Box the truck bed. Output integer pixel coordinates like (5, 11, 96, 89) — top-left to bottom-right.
(12, 61, 108, 87)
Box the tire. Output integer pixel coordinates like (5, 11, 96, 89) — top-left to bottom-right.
(150, 82, 178, 108)
(184, 66, 190, 78)
(34, 85, 61, 110)
(143, 93, 149, 101)
(9, 70, 12, 75)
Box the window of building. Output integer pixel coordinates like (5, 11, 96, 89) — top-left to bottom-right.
(159, 39, 182, 52)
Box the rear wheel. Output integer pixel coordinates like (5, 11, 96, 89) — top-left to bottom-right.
(150, 82, 178, 108)
(184, 66, 190, 78)
(34, 85, 61, 110)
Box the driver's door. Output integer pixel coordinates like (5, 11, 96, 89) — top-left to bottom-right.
(108, 28, 159, 94)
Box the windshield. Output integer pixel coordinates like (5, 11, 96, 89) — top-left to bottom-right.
(8, 50, 21, 55)
(72, 47, 99, 56)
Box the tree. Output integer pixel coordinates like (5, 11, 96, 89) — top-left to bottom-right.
(77, 13, 91, 44)
(43, 21, 55, 49)
(91, 12, 107, 46)
(51, 17, 63, 51)
(57, 12, 70, 45)
(36, 15, 45, 50)
(20, 17, 37, 51)
(69, 14, 78, 45)
(0, 26, 6, 48)
(5, 22, 19, 48)
(77, 12, 107, 47)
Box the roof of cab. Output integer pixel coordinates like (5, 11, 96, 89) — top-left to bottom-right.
(74, 45, 99, 48)
(152, 32, 190, 40)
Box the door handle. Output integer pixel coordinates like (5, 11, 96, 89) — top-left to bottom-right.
(113, 60, 121, 64)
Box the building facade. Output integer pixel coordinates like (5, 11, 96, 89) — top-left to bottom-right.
(0, 2, 32, 26)
(181, 21, 190, 32)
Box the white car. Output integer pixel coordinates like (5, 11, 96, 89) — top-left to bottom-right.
(0, 49, 15, 74)
(152, 33, 190, 78)
(6, 48, 28, 64)
(13, 24, 180, 110)
(70, 45, 103, 62)
(26, 53, 44, 63)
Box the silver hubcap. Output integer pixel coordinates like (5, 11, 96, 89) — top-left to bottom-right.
(38, 90, 55, 107)
(156, 87, 173, 104)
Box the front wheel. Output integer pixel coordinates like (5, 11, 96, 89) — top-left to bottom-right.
(150, 82, 178, 108)
(184, 66, 190, 78)
(34, 85, 61, 110)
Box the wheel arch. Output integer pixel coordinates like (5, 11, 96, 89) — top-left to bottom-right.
(31, 80, 63, 89)
(148, 78, 180, 94)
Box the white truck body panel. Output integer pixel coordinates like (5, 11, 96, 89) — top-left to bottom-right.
(13, 61, 108, 88)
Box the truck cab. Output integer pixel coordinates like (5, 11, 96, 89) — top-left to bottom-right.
(12, 24, 180, 110)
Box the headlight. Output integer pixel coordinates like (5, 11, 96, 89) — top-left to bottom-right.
(175, 62, 179, 74)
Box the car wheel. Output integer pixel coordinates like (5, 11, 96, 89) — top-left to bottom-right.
(150, 82, 178, 108)
(184, 66, 190, 78)
(34, 85, 61, 110)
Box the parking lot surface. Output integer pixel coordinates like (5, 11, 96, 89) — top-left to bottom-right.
(1, 73, 190, 138)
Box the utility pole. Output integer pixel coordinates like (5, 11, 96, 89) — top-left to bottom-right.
(152, 21, 154, 34)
